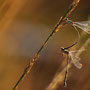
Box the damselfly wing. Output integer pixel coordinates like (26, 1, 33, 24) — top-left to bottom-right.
(69, 49, 85, 69)
(64, 18, 90, 34)
(73, 21, 90, 34)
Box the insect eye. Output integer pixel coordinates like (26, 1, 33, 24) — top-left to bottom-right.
(64, 18, 68, 21)
(61, 47, 64, 51)
(66, 18, 68, 20)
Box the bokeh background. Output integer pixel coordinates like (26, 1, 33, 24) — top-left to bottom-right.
(0, 0, 90, 90)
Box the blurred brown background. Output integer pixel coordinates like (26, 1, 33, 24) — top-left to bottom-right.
(0, 0, 90, 90)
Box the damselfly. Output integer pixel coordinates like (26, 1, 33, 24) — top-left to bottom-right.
(63, 18, 90, 34)
(61, 42, 84, 87)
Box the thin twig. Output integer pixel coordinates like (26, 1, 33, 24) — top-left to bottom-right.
(13, 0, 80, 89)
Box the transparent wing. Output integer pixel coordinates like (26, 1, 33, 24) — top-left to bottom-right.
(74, 21, 90, 26)
(69, 50, 83, 69)
(73, 21, 90, 34)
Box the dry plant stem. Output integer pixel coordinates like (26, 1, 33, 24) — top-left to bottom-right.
(13, 0, 80, 90)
